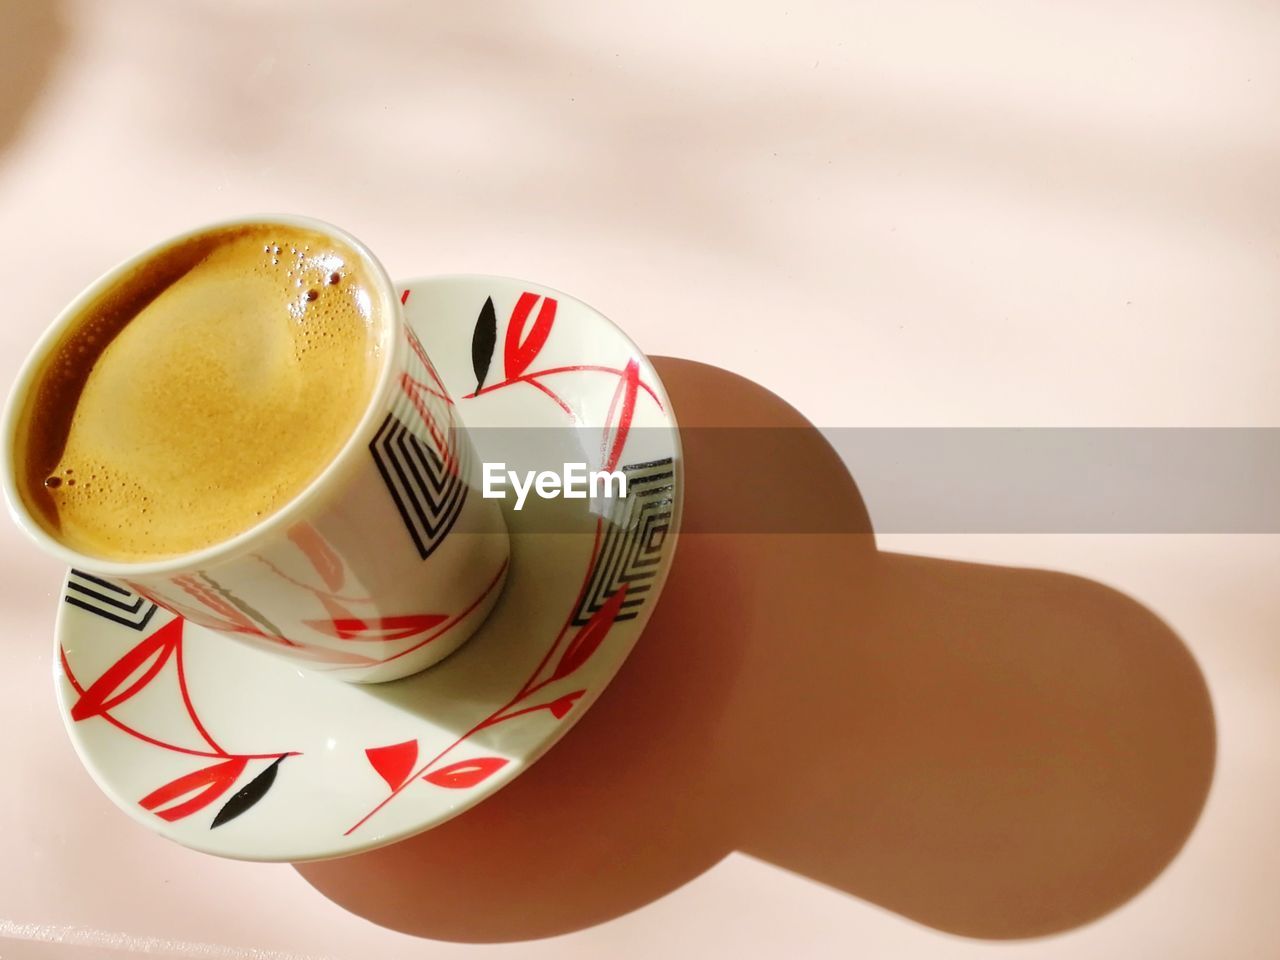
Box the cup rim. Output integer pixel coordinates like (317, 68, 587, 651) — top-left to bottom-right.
(0, 213, 404, 577)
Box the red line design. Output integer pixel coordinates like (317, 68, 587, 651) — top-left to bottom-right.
(406, 325, 432, 367)
(512, 517, 604, 701)
(305, 614, 449, 643)
(344, 519, 604, 836)
(401, 359, 467, 479)
(400, 289, 411, 304)
(401, 292, 464, 462)
(462, 363, 663, 410)
(378, 559, 509, 666)
(404, 374, 453, 407)
(405, 328, 455, 405)
(308, 558, 508, 674)
(489, 689, 585, 724)
(60, 646, 296, 761)
(524, 376, 577, 420)
(601, 358, 639, 474)
(401, 373, 451, 464)
(174, 631, 225, 756)
(547, 585, 629, 684)
(68, 618, 180, 722)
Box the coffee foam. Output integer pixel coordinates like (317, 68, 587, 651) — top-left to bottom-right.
(16, 224, 384, 561)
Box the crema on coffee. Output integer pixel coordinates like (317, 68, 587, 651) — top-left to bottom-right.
(13, 223, 385, 561)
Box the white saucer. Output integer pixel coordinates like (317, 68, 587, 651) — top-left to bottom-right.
(53, 276, 682, 862)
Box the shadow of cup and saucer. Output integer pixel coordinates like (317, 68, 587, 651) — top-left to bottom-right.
(297, 357, 1215, 943)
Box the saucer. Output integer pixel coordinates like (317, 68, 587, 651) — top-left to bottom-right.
(53, 276, 682, 862)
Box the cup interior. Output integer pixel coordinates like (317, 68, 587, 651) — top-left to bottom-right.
(1, 214, 403, 577)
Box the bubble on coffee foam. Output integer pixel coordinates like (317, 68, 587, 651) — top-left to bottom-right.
(46, 455, 160, 548)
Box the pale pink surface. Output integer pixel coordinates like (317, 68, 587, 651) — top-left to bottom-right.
(1, 1, 1278, 958)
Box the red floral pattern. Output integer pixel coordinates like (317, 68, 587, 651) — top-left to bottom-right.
(62, 617, 298, 829)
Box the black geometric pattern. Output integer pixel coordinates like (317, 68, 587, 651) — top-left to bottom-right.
(572, 458, 675, 626)
(65, 569, 158, 630)
(369, 413, 469, 561)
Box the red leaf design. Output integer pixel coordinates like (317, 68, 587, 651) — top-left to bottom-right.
(423, 756, 509, 789)
(503, 292, 557, 380)
(288, 524, 345, 592)
(366, 740, 418, 791)
(548, 690, 586, 719)
(318, 593, 358, 628)
(139, 756, 247, 822)
(552, 585, 629, 682)
(601, 358, 640, 473)
(304, 613, 448, 642)
(70, 618, 182, 722)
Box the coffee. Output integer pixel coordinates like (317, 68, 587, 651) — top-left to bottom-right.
(13, 223, 385, 561)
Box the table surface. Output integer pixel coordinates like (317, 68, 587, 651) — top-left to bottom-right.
(2, 1, 1278, 957)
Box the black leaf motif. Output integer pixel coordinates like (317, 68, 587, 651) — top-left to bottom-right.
(210, 755, 287, 829)
(471, 296, 497, 392)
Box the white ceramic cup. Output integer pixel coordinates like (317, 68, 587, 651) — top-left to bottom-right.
(1, 215, 510, 683)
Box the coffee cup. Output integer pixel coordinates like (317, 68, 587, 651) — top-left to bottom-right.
(1, 215, 510, 683)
